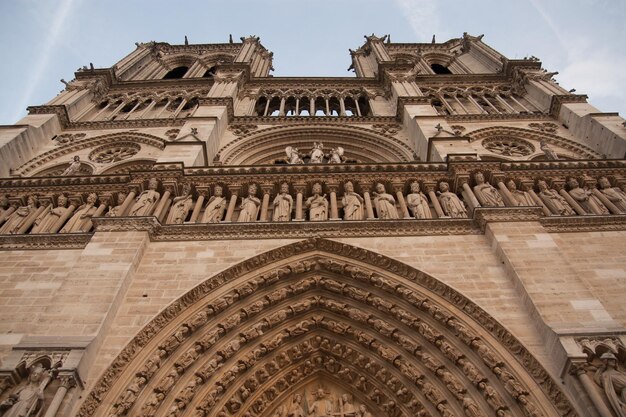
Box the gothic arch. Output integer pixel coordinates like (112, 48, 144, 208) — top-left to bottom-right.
(99, 158, 157, 175)
(467, 126, 602, 160)
(78, 238, 578, 417)
(218, 125, 415, 165)
(15, 132, 166, 177)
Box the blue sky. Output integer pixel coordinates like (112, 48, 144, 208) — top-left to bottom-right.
(0, 0, 624, 124)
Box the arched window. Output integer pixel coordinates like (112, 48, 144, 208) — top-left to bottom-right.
(255, 97, 268, 116)
(328, 97, 341, 116)
(357, 96, 371, 116)
(202, 66, 216, 78)
(163, 66, 189, 79)
(431, 63, 452, 74)
(298, 97, 311, 116)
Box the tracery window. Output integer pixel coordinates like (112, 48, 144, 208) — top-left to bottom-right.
(89, 143, 141, 164)
(481, 137, 534, 157)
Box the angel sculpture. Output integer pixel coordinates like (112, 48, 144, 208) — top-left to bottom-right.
(328, 146, 344, 164)
(540, 140, 559, 160)
(309, 142, 325, 164)
(284, 146, 304, 164)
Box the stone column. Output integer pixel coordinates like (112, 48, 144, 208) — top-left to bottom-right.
(153, 186, 173, 221)
(522, 181, 552, 217)
(393, 184, 411, 219)
(224, 187, 240, 222)
(591, 188, 621, 214)
(362, 186, 376, 220)
(557, 186, 586, 215)
(328, 185, 340, 220)
(17, 205, 47, 234)
(49, 203, 77, 234)
(424, 183, 446, 218)
(117, 191, 137, 217)
(0, 206, 15, 226)
(496, 179, 517, 207)
(294, 184, 305, 221)
(460, 179, 480, 213)
(43, 375, 76, 417)
(572, 364, 614, 417)
(190, 188, 207, 223)
(259, 186, 272, 222)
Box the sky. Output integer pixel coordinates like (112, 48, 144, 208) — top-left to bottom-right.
(0, 0, 624, 124)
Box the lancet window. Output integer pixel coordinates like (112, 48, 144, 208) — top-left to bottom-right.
(253, 90, 372, 117)
(423, 86, 541, 116)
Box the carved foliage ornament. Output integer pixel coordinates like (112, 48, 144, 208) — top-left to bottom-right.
(88, 142, 141, 164)
(53, 133, 87, 146)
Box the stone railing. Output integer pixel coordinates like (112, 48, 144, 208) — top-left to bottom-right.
(1, 160, 625, 246)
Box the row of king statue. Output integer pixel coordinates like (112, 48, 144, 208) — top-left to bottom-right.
(0, 173, 625, 235)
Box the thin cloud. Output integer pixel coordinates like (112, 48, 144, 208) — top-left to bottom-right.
(12, 0, 78, 121)
(394, 0, 443, 42)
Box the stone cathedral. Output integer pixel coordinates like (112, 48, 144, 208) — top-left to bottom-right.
(1, 32, 626, 417)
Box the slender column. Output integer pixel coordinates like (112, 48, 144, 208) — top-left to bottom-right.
(482, 96, 501, 114)
(153, 187, 172, 220)
(259, 186, 272, 222)
(439, 95, 455, 115)
(117, 191, 137, 217)
(425, 184, 446, 218)
(526, 187, 552, 217)
(50, 204, 77, 234)
(592, 188, 621, 214)
(157, 199, 171, 223)
(461, 181, 481, 213)
(137, 100, 156, 119)
(325, 98, 330, 116)
(559, 188, 587, 215)
(328, 185, 340, 220)
(393, 184, 411, 219)
(106, 102, 126, 121)
(453, 95, 469, 114)
(354, 99, 362, 116)
(339, 98, 346, 116)
(496, 181, 517, 206)
(122, 101, 142, 120)
(510, 95, 532, 112)
(93, 102, 112, 121)
(467, 95, 487, 114)
(224, 188, 240, 222)
(294, 184, 305, 221)
(575, 367, 614, 417)
(278, 98, 286, 116)
(264, 99, 271, 116)
(496, 94, 517, 113)
(0, 206, 16, 226)
(155, 99, 171, 118)
(362, 187, 375, 220)
(17, 205, 47, 234)
(295, 98, 300, 115)
(310, 98, 315, 116)
(43, 375, 75, 417)
(172, 99, 187, 119)
(190, 189, 206, 223)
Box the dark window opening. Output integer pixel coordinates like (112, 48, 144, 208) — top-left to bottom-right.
(163, 66, 189, 79)
(431, 64, 452, 75)
(255, 97, 268, 116)
(120, 101, 138, 113)
(357, 96, 372, 116)
(203, 66, 217, 78)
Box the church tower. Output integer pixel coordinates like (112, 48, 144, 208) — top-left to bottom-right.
(0, 33, 625, 417)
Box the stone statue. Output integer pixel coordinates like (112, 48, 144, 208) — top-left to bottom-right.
(505, 180, 534, 206)
(0, 195, 11, 221)
(539, 140, 559, 160)
(129, 178, 160, 216)
(284, 393, 305, 417)
(61, 155, 82, 176)
(285, 146, 304, 164)
(0, 195, 38, 234)
(342, 181, 364, 220)
(373, 183, 398, 219)
(308, 388, 333, 417)
(309, 142, 325, 164)
(202, 185, 227, 223)
(473, 172, 504, 207)
(60, 193, 98, 233)
(106, 192, 128, 217)
(567, 177, 609, 215)
(356, 405, 372, 417)
(536, 180, 574, 215)
(305, 183, 328, 221)
(598, 176, 626, 212)
(437, 182, 467, 218)
(339, 394, 356, 416)
(594, 352, 626, 417)
(32, 195, 70, 233)
(406, 181, 432, 219)
(272, 182, 293, 222)
(0, 364, 50, 417)
(238, 184, 261, 222)
(328, 146, 344, 164)
(166, 184, 194, 224)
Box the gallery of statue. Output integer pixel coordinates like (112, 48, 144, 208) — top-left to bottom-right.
(0, 32, 625, 417)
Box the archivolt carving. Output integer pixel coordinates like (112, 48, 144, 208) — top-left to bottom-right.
(78, 238, 577, 417)
(14, 132, 166, 177)
(99, 159, 157, 175)
(218, 125, 415, 165)
(467, 126, 601, 160)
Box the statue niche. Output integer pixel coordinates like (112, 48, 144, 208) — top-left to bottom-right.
(0, 364, 54, 417)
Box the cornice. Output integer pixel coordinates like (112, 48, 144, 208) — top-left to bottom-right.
(232, 115, 399, 124)
(473, 206, 544, 231)
(549, 94, 588, 118)
(443, 113, 548, 123)
(66, 118, 186, 131)
(541, 214, 626, 233)
(0, 233, 91, 250)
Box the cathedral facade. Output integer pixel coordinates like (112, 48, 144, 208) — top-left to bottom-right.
(0, 34, 625, 417)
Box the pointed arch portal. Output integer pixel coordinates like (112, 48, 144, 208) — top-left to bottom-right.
(78, 239, 578, 417)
